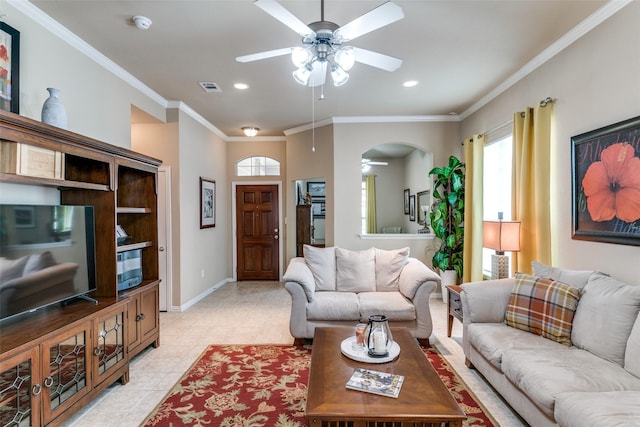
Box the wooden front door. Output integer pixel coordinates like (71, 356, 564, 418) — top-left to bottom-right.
(236, 185, 279, 280)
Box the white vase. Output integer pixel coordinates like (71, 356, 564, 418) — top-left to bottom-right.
(440, 270, 457, 304)
(41, 87, 67, 129)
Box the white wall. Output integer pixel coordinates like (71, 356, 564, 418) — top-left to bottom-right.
(4, 1, 166, 147)
(461, 2, 640, 284)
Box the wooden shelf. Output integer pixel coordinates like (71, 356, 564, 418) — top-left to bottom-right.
(116, 241, 153, 252)
(0, 172, 110, 191)
(117, 207, 151, 214)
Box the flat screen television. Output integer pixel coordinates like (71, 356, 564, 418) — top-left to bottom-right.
(0, 204, 97, 322)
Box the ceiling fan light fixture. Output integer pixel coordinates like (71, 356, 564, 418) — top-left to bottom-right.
(330, 65, 349, 86)
(291, 47, 312, 68)
(242, 127, 259, 137)
(293, 65, 312, 85)
(335, 46, 355, 71)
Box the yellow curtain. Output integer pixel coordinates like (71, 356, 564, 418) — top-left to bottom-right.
(463, 134, 485, 283)
(512, 100, 554, 273)
(366, 175, 377, 233)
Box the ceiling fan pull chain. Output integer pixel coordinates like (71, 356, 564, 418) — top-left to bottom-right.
(312, 84, 316, 152)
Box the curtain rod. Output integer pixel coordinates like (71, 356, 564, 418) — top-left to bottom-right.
(462, 96, 555, 145)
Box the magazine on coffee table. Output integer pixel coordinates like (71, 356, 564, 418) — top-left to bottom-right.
(345, 368, 404, 398)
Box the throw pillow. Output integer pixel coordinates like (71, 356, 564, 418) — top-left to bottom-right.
(571, 273, 640, 366)
(374, 247, 410, 291)
(531, 261, 599, 290)
(336, 247, 376, 293)
(625, 315, 640, 379)
(0, 256, 29, 283)
(504, 273, 582, 346)
(24, 251, 57, 275)
(303, 245, 336, 291)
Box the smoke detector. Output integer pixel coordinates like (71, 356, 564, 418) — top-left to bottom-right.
(132, 16, 152, 30)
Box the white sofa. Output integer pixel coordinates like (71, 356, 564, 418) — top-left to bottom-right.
(283, 245, 440, 345)
(461, 262, 640, 427)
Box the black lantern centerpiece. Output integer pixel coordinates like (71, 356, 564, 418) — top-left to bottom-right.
(364, 314, 393, 357)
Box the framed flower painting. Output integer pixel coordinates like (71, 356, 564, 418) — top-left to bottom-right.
(571, 116, 640, 246)
(1, 22, 20, 114)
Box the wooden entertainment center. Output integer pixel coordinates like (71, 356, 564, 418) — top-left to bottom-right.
(0, 110, 161, 426)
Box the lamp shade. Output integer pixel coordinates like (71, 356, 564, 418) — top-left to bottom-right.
(483, 220, 521, 252)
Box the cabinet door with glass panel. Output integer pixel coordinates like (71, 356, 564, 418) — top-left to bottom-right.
(41, 322, 90, 425)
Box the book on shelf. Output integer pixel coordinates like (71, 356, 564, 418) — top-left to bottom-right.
(345, 368, 404, 398)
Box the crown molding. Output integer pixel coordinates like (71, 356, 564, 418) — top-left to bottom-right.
(460, 0, 633, 120)
(9, 0, 168, 108)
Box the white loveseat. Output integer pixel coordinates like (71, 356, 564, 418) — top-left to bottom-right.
(461, 262, 640, 427)
(283, 245, 440, 345)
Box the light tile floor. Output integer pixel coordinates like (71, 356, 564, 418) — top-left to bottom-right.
(63, 281, 526, 427)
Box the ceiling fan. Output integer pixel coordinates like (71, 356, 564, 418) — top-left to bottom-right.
(362, 158, 389, 172)
(236, 0, 404, 87)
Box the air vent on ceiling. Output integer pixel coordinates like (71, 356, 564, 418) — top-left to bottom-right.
(198, 82, 222, 93)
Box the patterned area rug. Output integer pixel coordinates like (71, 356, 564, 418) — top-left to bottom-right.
(142, 344, 498, 427)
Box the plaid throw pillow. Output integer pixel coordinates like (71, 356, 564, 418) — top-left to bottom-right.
(504, 273, 582, 346)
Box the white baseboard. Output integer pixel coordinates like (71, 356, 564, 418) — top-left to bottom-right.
(169, 278, 233, 312)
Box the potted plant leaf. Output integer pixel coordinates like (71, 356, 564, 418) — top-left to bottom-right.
(429, 155, 465, 302)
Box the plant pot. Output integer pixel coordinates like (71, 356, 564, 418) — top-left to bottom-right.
(440, 270, 457, 303)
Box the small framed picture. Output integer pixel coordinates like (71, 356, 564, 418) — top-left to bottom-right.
(200, 177, 216, 228)
(404, 189, 410, 214)
(14, 206, 34, 228)
(409, 195, 416, 221)
(1, 22, 20, 114)
(307, 181, 325, 198)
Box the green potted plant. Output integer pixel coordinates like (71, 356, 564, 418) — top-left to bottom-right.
(429, 155, 465, 300)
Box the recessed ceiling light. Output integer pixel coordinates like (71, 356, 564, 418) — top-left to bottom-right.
(234, 83, 249, 90)
(403, 80, 418, 88)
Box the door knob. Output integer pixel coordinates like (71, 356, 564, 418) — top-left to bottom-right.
(159, 247, 165, 252)
(274, 235, 279, 240)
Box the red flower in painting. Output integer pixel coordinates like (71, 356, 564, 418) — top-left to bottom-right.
(582, 142, 640, 222)
(0, 45, 7, 61)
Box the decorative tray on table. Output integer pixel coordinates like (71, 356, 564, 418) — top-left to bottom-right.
(340, 337, 400, 363)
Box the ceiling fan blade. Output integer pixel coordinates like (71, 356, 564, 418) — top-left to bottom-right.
(353, 47, 402, 72)
(335, 1, 404, 42)
(308, 61, 327, 87)
(255, 0, 315, 37)
(236, 47, 293, 63)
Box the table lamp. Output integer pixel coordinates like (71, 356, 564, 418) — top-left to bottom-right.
(483, 213, 521, 279)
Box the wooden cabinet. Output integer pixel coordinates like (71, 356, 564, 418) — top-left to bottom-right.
(296, 205, 312, 256)
(124, 282, 160, 357)
(0, 299, 128, 427)
(0, 110, 161, 425)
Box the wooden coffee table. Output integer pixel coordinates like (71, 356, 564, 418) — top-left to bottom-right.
(306, 327, 466, 427)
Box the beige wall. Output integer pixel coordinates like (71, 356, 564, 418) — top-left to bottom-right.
(331, 122, 460, 266)
(131, 120, 181, 306)
(461, 2, 640, 284)
(285, 125, 335, 262)
(176, 110, 229, 305)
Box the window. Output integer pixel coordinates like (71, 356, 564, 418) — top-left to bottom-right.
(236, 156, 280, 176)
(483, 133, 513, 276)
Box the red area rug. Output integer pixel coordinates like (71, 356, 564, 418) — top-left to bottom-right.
(142, 344, 498, 426)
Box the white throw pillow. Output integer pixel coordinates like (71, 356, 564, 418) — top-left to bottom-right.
(336, 247, 376, 293)
(625, 315, 640, 378)
(303, 245, 336, 291)
(531, 261, 598, 290)
(374, 247, 410, 291)
(571, 273, 640, 366)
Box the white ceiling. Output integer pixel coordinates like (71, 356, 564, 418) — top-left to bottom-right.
(30, 0, 610, 138)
